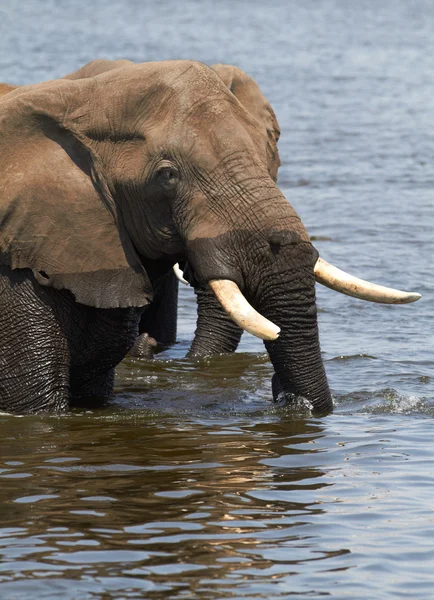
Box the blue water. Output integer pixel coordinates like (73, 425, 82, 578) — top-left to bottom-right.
(0, 1, 433, 598)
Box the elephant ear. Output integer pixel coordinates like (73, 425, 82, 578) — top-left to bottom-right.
(0, 79, 152, 309)
(211, 64, 281, 181)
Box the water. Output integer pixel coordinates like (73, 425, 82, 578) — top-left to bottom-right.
(0, 0, 433, 597)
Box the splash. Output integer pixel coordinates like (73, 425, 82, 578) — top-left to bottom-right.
(335, 387, 431, 416)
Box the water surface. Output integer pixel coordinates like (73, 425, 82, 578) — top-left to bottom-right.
(0, 1, 433, 598)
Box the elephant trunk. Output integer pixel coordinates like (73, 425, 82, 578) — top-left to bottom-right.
(260, 269, 333, 414)
(265, 328, 332, 414)
(197, 251, 332, 413)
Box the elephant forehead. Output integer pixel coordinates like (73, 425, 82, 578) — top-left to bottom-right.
(68, 61, 239, 140)
(97, 60, 231, 110)
(169, 105, 268, 171)
(47, 61, 261, 161)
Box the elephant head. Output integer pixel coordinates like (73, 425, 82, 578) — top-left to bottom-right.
(0, 61, 419, 414)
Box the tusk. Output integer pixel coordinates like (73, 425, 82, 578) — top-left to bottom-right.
(314, 257, 421, 304)
(209, 279, 280, 341)
(173, 263, 190, 286)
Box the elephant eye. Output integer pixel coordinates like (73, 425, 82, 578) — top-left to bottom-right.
(157, 165, 179, 188)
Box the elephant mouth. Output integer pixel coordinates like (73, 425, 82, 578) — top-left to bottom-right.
(173, 256, 421, 341)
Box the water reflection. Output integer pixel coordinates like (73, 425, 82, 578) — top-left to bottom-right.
(1, 390, 434, 597)
(0, 411, 334, 595)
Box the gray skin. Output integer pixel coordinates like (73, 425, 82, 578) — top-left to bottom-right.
(0, 60, 332, 414)
(187, 63, 281, 358)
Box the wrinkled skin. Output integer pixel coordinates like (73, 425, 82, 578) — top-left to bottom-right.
(131, 62, 282, 358)
(0, 60, 281, 360)
(133, 62, 283, 359)
(0, 60, 332, 414)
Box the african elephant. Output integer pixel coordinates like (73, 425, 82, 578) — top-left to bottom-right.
(0, 60, 419, 414)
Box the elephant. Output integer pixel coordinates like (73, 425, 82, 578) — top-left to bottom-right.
(0, 60, 420, 415)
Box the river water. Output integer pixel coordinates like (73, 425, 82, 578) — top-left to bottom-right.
(0, 0, 433, 598)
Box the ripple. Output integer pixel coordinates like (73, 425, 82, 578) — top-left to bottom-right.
(329, 354, 377, 361)
(13, 495, 59, 504)
(335, 388, 431, 415)
(49, 549, 153, 564)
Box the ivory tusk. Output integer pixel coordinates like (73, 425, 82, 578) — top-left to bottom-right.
(209, 279, 280, 341)
(173, 263, 190, 286)
(314, 257, 421, 304)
